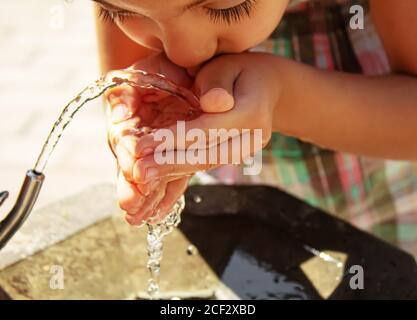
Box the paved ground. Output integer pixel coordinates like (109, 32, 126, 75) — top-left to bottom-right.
(0, 0, 116, 215)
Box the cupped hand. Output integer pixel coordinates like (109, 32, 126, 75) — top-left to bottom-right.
(105, 53, 194, 225)
(130, 52, 281, 183)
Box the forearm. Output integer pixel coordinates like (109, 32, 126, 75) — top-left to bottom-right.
(273, 57, 417, 160)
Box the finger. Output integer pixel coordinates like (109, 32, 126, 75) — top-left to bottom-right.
(133, 130, 264, 182)
(152, 177, 189, 222)
(106, 69, 170, 107)
(200, 88, 235, 113)
(195, 57, 241, 113)
(123, 176, 183, 223)
(135, 178, 160, 197)
(116, 138, 182, 194)
(115, 142, 136, 182)
(107, 116, 141, 154)
(140, 185, 168, 222)
(125, 181, 168, 226)
(116, 171, 146, 215)
(135, 174, 181, 196)
(130, 53, 193, 89)
(130, 68, 270, 156)
(105, 85, 137, 124)
(132, 112, 243, 157)
(115, 132, 156, 183)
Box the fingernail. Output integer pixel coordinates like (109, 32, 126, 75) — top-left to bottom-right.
(145, 167, 159, 181)
(111, 104, 131, 123)
(201, 88, 234, 112)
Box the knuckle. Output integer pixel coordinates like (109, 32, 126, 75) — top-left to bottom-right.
(125, 214, 141, 226)
(119, 135, 138, 157)
(105, 85, 135, 105)
(108, 128, 119, 147)
(262, 128, 272, 147)
(120, 167, 133, 182)
(118, 194, 142, 212)
(118, 199, 132, 212)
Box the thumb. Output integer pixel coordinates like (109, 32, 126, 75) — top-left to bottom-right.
(195, 59, 241, 113)
(200, 88, 234, 113)
(105, 70, 138, 124)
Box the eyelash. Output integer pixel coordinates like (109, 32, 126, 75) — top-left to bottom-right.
(205, 0, 257, 25)
(98, 8, 137, 22)
(98, 0, 257, 25)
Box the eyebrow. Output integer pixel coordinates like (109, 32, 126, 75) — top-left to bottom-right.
(92, 0, 209, 11)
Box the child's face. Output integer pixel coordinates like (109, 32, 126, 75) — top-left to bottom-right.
(95, 0, 289, 68)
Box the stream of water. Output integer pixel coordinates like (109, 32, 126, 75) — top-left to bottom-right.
(33, 78, 117, 173)
(146, 196, 184, 299)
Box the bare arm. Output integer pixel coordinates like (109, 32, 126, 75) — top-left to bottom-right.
(370, 0, 417, 74)
(273, 0, 417, 160)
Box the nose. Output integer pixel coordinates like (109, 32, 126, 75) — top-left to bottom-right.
(160, 24, 218, 68)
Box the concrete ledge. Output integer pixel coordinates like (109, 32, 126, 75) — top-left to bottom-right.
(0, 186, 221, 300)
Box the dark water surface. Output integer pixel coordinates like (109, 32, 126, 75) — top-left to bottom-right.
(180, 185, 417, 300)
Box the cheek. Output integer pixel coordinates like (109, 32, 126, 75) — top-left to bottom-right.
(117, 19, 163, 51)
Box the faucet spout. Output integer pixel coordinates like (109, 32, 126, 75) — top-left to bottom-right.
(0, 170, 44, 250)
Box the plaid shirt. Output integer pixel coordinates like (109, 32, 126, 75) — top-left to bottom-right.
(203, 0, 417, 259)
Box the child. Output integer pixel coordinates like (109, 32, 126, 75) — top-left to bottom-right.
(94, 0, 417, 253)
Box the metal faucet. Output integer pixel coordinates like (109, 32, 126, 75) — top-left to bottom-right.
(0, 170, 44, 250)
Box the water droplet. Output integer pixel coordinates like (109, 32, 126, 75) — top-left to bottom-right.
(186, 245, 198, 256)
(193, 195, 202, 203)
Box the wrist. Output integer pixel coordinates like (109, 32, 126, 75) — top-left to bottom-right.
(267, 55, 291, 134)
(269, 56, 312, 138)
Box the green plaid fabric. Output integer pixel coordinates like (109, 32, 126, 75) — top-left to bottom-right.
(206, 0, 417, 259)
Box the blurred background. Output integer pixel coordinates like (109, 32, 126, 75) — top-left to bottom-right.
(0, 0, 115, 214)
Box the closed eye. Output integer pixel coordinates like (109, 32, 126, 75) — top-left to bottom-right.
(205, 0, 257, 25)
(98, 7, 139, 22)
(96, 0, 258, 25)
